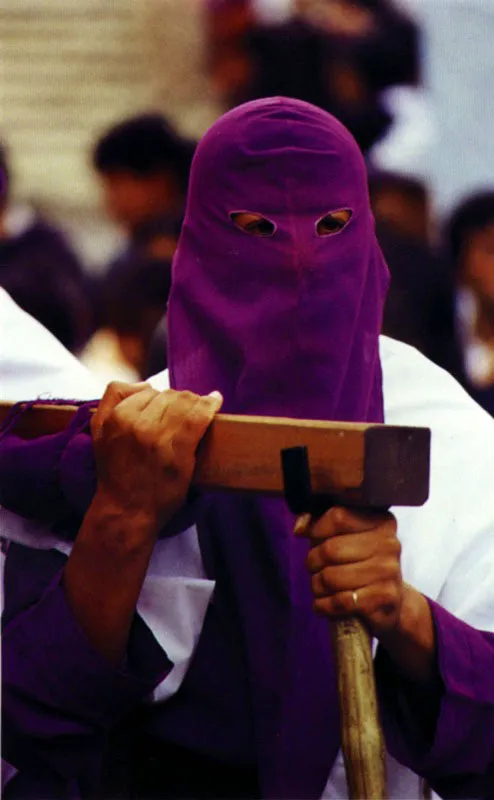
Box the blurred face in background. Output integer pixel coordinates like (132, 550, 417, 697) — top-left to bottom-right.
(371, 184, 429, 243)
(99, 169, 184, 235)
(462, 223, 494, 305)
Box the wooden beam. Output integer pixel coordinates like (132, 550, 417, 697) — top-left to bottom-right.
(0, 402, 430, 508)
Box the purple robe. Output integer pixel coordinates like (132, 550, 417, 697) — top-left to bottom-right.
(2, 98, 494, 799)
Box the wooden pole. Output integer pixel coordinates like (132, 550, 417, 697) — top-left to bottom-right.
(332, 619, 388, 798)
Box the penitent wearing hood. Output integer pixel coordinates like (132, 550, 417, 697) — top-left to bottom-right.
(166, 98, 390, 799)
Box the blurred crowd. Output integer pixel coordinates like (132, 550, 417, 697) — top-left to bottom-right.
(1, 0, 494, 415)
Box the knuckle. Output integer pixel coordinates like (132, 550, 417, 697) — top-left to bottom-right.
(391, 536, 402, 557)
(382, 556, 401, 579)
(105, 380, 121, 396)
(104, 380, 126, 401)
(331, 507, 346, 527)
(178, 390, 199, 406)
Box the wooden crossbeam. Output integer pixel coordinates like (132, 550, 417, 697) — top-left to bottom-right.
(0, 401, 431, 508)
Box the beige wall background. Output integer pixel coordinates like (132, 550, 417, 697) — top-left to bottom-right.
(0, 0, 220, 267)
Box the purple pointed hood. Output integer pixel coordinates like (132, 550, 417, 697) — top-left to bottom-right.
(168, 96, 389, 422)
(167, 98, 389, 798)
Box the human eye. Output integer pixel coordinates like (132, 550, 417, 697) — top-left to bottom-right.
(229, 212, 276, 237)
(316, 209, 352, 236)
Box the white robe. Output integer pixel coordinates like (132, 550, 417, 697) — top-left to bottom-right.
(2, 288, 494, 798)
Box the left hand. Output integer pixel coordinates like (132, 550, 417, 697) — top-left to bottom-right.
(295, 507, 403, 638)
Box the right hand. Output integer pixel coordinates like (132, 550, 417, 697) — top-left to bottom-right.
(91, 381, 223, 533)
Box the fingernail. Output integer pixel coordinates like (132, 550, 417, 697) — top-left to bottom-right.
(208, 390, 223, 401)
(294, 514, 311, 535)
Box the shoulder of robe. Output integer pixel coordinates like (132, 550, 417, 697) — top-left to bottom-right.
(380, 336, 494, 608)
(381, 334, 494, 537)
(0, 288, 104, 402)
(380, 335, 494, 442)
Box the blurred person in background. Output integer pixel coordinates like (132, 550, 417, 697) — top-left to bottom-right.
(83, 114, 195, 380)
(205, 0, 419, 154)
(369, 171, 429, 244)
(0, 142, 92, 353)
(92, 113, 195, 258)
(82, 256, 172, 383)
(368, 170, 464, 381)
(447, 192, 494, 416)
(373, 0, 494, 217)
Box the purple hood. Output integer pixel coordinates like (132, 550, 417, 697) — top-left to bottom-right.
(168, 96, 388, 421)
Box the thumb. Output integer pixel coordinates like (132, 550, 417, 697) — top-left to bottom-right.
(207, 390, 224, 413)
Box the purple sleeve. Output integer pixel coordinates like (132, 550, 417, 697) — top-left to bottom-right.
(2, 545, 172, 782)
(376, 599, 494, 797)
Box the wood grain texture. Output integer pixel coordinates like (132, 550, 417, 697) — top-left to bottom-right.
(332, 619, 388, 799)
(0, 401, 430, 507)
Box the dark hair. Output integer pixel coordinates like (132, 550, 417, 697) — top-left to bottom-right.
(446, 191, 494, 265)
(101, 257, 172, 336)
(92, 113, 196, 190)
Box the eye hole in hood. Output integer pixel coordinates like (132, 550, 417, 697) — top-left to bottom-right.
(230, 211, 277, 237)
(316, 209, 352, 237)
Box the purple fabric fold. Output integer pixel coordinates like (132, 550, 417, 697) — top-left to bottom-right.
(0, 402, 198, 540)
(0, 402, 97, 532)
(2, 547, 171, 789)
(377, 599, 494, 794)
